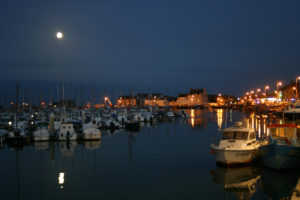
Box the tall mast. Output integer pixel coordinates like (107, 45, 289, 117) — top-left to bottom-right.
(62, 80, 66, 117)
(15, 79, 19, 130)
(38, 81, 41, 107)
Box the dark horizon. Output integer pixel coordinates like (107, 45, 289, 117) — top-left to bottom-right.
(0, 77, 297, 106)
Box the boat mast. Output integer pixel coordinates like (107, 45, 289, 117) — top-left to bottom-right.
(15, 80, 19, 130)
(62, 80, 66, 119)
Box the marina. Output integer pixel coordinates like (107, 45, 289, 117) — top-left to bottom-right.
(1, 1, 300, 199)
(1, 108, 300, 199)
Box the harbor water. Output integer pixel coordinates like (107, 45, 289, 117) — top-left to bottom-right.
(1, 109, 299, 200)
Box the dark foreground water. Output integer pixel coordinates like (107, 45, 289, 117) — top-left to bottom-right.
(1, 109, 300, 200)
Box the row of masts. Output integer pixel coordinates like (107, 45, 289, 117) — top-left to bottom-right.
(5, 80, 123, 109)
(1, 80, 173, 109)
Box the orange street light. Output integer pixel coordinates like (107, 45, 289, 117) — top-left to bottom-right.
(296, 76, 300, 98)
(265, 85, 269, 98)
(292, 86, 297, 99)
(256, 88, 261, 98)
(277, 82, 282, 99)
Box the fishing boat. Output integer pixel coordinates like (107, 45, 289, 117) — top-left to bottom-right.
(33, 121, 50, 141)
(82, 122, 101, 140)
(58, 123, 77, 141)
(211, 121, 263, 165)
(259, 124, 300, 170)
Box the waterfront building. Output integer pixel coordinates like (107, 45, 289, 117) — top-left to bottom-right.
(208, 94, 235, 106)
(281, 81, 299, 100)
(137, 93, 168, 107)
(176, 88, 208, 107)
(144, 97, 168, 107)
(176, 94, 189, 107)
(117, 95, 136, 107)
(116, 88, 209, 108)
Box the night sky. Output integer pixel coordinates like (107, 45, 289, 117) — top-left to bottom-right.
(1, 0, 300, 102)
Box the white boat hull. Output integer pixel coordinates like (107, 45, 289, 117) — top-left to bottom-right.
(34, 135, 50, 141)
(83, 133, 101, 140)
(83, 128, 101, 140)
(213, 149, 258, 165)
(33, 129, 50, 141)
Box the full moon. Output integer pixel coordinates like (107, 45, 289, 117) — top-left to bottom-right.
(56, 32, 63, 39)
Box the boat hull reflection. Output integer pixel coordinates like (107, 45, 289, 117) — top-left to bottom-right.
(59, 141, 77, 156)
(211, 165, 261, 199)
(34, 141, 50, 151)
(83, 140, 101, 149)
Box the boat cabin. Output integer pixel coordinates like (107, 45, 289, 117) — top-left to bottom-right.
(268, 124, 300, 142)
(222, 131, 256, 141)
(284, 102, 300, 124)
(61, 123, 74, 132)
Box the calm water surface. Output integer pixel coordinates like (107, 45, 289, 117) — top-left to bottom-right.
(1, 109, 299, 200)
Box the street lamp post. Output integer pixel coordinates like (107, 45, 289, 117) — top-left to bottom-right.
(277, 82, 282, 100)
(265, 86, 269, 98)
(257, 88, 261, 98)
(245, 92, 249, 103)
(296, 76, 300, 99)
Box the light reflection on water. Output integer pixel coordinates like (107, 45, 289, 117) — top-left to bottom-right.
(184, 109, 278, 137)
(0, 109, 299, 200)
(58, 172, 64, 188)
(217, 109, 223, 131)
